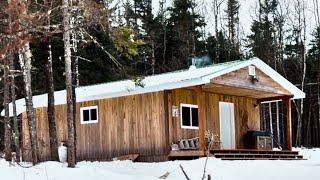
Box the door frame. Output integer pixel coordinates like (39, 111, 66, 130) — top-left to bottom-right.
(219, 102, 236, 149)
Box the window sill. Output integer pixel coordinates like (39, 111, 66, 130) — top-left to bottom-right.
(181, 126, 199, 130)
(80, 120, 98, 125)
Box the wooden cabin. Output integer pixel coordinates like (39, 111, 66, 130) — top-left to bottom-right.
(4, 58, 305, 162)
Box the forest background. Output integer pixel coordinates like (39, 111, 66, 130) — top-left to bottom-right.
(0, 0, 320, 165)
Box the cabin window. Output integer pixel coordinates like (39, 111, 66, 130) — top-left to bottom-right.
(80, 105, 98, 124)
(180, 104, 198, 129)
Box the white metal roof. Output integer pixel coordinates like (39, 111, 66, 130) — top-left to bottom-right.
(1, 57, 305, 116)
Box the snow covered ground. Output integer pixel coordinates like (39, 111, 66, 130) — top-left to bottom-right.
(1, 148, 320, 180)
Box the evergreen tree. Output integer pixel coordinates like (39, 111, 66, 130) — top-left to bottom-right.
(165, 0, 206, 71)
(225, 0, 240, 60)
(308, 27, 320, 80)
(306, 27, 320, 147)
(132, 0, 155, 74)
(207, 31, 230, 63)
(248, 0, 278, 68)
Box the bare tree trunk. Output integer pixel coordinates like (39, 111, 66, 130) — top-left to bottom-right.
(71, 56, 77, 164)
(41, 0, 59, 162)
(2, 0, 12, 162)
(263, 104, 267, 130)
(151, 40, 155, 75)
(296, 1, 307, 147)
(276, 101, 280, 143)
(71, 44, 78, 164)
(315, 0, 320, 148)
(294, 100, 303, 147)
(19, 44, 38, 165)
(191, 0, 196, 57)
(292, 0, 307, 147)
(299, 8, 307, 147)
(3, 57, 12, 162)
(281, 102, 285, 146)
(46, 35, 58, 161)
(306, 92, 312, 146)
(269, 103, 273, 135)
(313, 0, 320, 27)
(213, 0, 222, 62)
(159, 0, 167, 67)
(318, 83, 320, 146)
(276, 0, 286, 77)
(63, 0, 76, 167)
(9, 55, 20, 162)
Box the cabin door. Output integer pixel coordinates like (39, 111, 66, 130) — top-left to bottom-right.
(219, 102, 236, 149)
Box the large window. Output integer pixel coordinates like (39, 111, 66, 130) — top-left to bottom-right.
(80, 105, 98, 124)
(181, 104, 198, 129)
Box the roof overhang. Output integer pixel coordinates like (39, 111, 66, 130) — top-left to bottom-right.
(201, 58, 305, 99)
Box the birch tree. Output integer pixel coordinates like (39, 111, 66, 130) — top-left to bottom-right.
(19, 43, 38, 164)
(1, 0, 41, 164)
(62, 0, 76, 167)
(289, 0, 307, 147)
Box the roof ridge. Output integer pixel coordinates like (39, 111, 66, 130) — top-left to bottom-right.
(77, 58, 253, 89)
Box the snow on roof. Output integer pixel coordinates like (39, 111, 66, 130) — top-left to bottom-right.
(2, 57, 305, 116)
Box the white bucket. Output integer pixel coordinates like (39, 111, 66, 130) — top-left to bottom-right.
(58, 143, 67, 163)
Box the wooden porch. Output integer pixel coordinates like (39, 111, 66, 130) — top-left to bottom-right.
(165, 65, 298, 161)
(168, 149, 304, 160)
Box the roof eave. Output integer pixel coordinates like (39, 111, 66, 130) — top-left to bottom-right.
(83, 77, 208, 101)
(254, 60, 305, 100)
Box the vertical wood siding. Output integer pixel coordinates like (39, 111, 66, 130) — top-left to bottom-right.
(22, 92, 167, 162)
(170, 88, 260, 149)
(22, 88, 260, 162)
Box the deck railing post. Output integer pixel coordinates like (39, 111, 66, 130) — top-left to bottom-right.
(283, 97, 292, 151)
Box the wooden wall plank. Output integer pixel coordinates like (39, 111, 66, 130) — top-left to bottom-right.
(67, 91, 167, 161)
(196, 86, 205, 151)
(170, 88, 260, 150)
(22, 86, 262, 162)
(210, 66, 292, 95)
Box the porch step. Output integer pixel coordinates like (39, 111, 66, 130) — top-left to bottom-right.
(168, 149, 304, 160)
(210, 149, 300, 155)
(213, 153, 303, 159)
(210, 149, 303, 160)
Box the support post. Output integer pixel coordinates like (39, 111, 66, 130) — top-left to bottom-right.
(283, 97, 292, 151)
(196, 86, 205, 151)
(164, 90, 173, 150)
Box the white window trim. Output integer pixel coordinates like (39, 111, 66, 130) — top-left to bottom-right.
(180, 103, 199, 129)
(80, 105, 99, 124)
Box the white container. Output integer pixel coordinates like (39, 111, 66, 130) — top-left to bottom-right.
(58, 142, 67, 163)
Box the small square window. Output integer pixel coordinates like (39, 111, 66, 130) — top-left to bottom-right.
(182, 106, 191, 126)
(83, 109, 90, 121)
(191, 108, 198, 127)
(80, 106, 98, 124)
(181, 104, 198, 129)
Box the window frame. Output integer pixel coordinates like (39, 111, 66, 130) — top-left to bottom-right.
(180, 103, 199, 129)
(80, 105, 99, 124)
